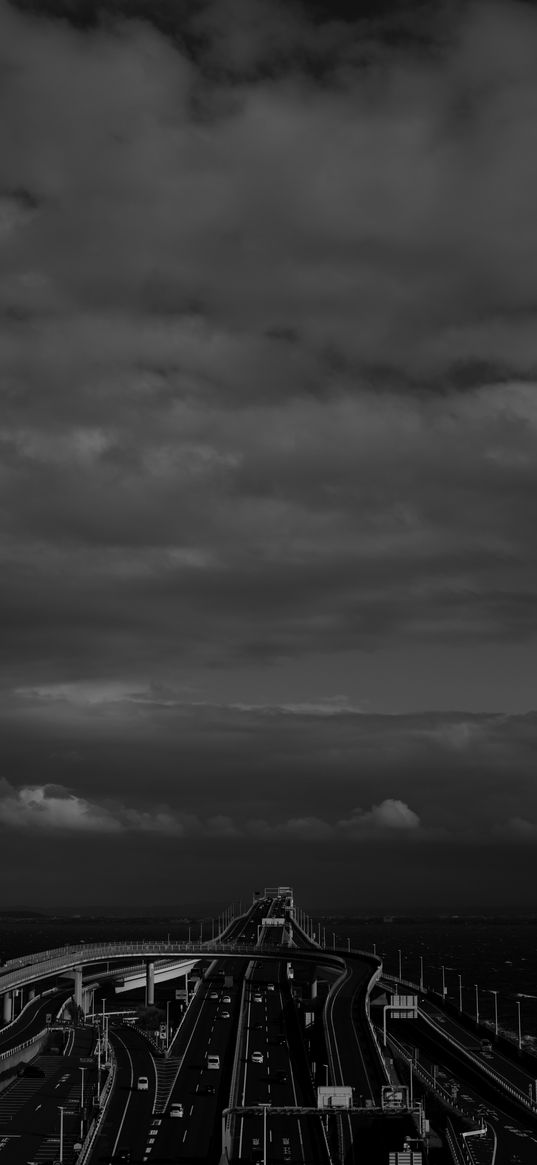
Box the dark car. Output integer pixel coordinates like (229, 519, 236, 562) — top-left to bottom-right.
(17, 1063, 45, 1078)
(275, 1069, 288, 1082)
(115, 1150, 131, 1163)
(201, 1084, 216, 1095)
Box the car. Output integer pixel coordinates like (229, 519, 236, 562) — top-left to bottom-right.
(220, 1011, 231, 1019)
(17, 1063, 45, 1078)
(253, 994, 263, 1003)
(275, 1069, 288, 1082)
(115, 1149, 131, 1163)
(267, 984, 275, 992)
(251, 1051, 263, 1064)
(137, 1076, 149, 1091)
(209, 992, 219, 1000)
(201, 1084, 216, 1095)
(222, 995, 231, 1003)
(169, 1103, 184, 1118)
(253, 1022, 264, 1030)
(282, 1139, 291, 1161)
(276, 1035, 287, 1045)
(207, 1054, 220, 1069)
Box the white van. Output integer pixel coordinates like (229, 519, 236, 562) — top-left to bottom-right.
(206, 1053, 220, 1070)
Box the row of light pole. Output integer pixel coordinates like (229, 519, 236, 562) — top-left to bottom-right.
(294, 909, 353, 953)
(393, 953, 524, 1049)
(185, 902, 241, 945)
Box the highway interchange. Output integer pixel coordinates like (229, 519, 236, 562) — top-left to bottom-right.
(3, 892, 537, 1162)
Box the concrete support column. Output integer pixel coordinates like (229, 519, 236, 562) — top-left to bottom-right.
(146, 962, 155, 1007)
(2, 991, 13, 1024)
(74, 966, 83, 1009)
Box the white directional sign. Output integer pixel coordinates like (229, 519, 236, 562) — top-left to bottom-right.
(382, 1085, 410, 1111)
(317, 1086, 353, 1110)
(262, 917, 285, 926)
(392, 995, 418, 1019)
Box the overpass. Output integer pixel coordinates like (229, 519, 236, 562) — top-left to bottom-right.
(2, 891, 535, 1163)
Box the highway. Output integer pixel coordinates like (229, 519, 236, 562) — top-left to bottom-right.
(232, 915, 328, 1165)
(90, 898, 272, 1164)
(7, 887, 535, 1163)
(0, 990, 73, 1057)
(385, 1012, 537, 1165)
(0, 1023, 98, 1165)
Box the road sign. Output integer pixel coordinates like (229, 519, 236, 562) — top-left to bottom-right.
(262, 918, 285, 926)
(317, 1087, 353, 1110)
(382, 1086, 410, 1111)
(392, 995, 418, 1019)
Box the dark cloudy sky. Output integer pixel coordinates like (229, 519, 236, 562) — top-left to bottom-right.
(2, 0, 537, 911)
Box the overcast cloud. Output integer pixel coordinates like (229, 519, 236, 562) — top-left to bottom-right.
(2, 0, 537, 908)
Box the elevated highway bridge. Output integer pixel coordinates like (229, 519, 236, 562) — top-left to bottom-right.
(1, 889, 536, 1163)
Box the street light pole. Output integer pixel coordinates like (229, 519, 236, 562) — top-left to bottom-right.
(58, 1106, 65, 1164)
(260, 1103, 270, 1165)
(419, 956, 424, 991)
(441, 965, 446, 998)
(398, 949, 402, 980)
(458, 974, 463, 1012)
(79, 1067, 86, 1138)
(517, 999, 522, 1050)
(166, 1000, 171, 1049)
(474, 983, 480, 1025)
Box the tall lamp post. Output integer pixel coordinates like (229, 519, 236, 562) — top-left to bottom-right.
(517, 999, 522, 1050)
(260, 1103, 271, 1165)
(419, 956, 424, 992)
(398, 949, 402, 980)
(166, 1000, 171, 1049)
(441, 965, 446, 998)
(79, 1067, 86, 1137)
(58, 1106, 65, 1164)
(458, 973, 463, 1012)
(474, 984, 480, 1026)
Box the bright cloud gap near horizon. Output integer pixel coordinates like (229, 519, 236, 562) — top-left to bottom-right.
(1, 0, 537, 907)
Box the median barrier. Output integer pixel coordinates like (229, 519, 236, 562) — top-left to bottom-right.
(75, 1043, 117, 1165)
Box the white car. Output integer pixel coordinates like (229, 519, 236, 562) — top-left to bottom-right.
(209, 992, 219, 1000)
(222, 995, 231, 1003)
(219, 1010, 231, 1019)
(137, 1076, 149, 1091)
(254, 994, 263, 1003)
(251, 1051, 263, 1064)
(267, 984, 275, 992)
(169, 1103, 184, 1118)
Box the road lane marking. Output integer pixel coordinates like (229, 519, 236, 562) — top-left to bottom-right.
(182, 1129, 188, 1142)
(111, 1031, 135, 1157)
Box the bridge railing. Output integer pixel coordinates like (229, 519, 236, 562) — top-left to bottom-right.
(0, 942, 350, 995)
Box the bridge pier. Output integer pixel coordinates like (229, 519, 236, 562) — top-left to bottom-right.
(146, 961, 155, 1007)
(74, 966, 83, 1009)
(28, 987, 36, 1001)
(2, 991, 13, 1024)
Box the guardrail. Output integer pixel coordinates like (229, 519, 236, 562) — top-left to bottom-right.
(385, 1030, 470, 1120)
(0, 942, 351, 995)
(0, 1027, 48, 1063)
(75, 1043, 117, 1165)
(445, 1118, 473, 1165)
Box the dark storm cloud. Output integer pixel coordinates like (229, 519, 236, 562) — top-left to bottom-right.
(2, 0, 537, 905)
